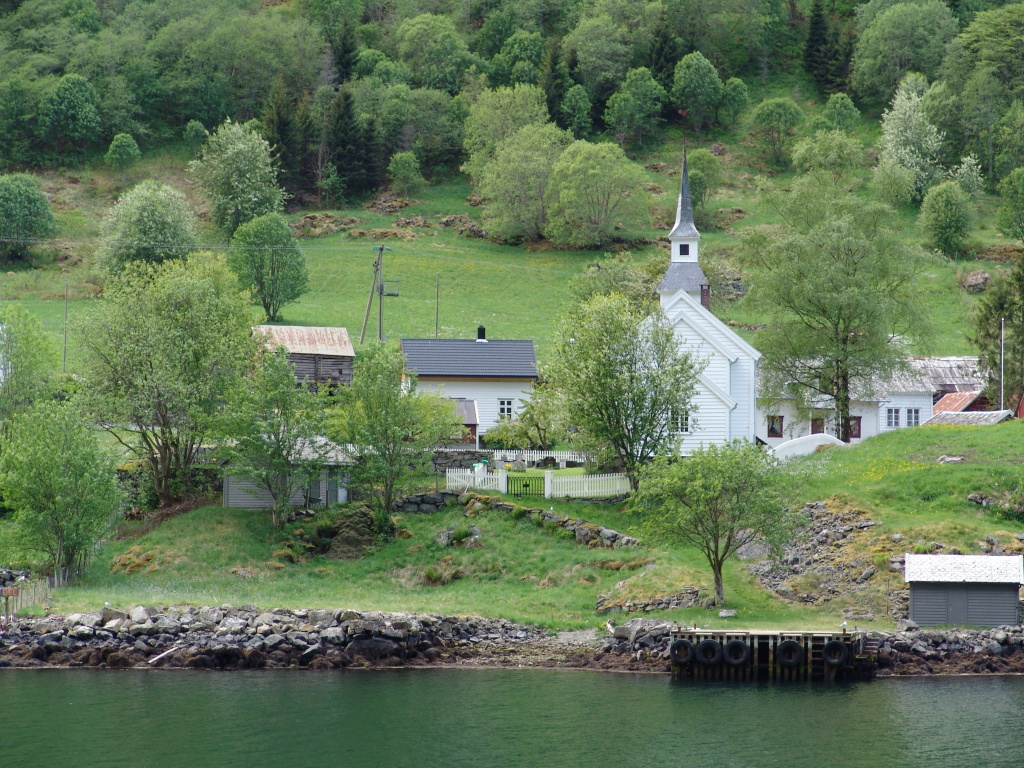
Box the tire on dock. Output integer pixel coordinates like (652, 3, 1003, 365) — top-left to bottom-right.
(723, 639, 750, 667)
(669, 638, 696, 665)
(776, 639, 804, 668)
(695, 639, 723, 666)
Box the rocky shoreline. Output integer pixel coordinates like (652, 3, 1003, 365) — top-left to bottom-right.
(3, 607, 1024, 676)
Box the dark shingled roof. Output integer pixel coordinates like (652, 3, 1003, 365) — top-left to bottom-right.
(668, 149, 701, 239)
(401, 339, 538, 379)
(657, 261, 708, 293)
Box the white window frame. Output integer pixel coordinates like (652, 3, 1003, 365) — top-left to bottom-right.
(886, 408, 900, 428)
(671, 409, 690, 434)
(498, 399, 514, 419)
(906, 408, 920, 427)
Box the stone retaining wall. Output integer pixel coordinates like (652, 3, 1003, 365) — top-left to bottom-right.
(595, 589, 704, 615)
(0, 605, 546, 670)
(432, 450, 493, 472)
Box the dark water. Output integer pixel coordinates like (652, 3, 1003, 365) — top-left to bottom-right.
(2, 669, 1023, 768)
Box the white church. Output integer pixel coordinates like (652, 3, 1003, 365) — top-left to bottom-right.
(657, 151, 936, 451)
(656, 152, 762, 451)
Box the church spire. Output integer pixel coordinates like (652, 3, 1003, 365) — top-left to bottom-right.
(669, 144, 700, 240)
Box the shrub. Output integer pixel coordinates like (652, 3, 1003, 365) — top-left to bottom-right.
(920, 180, 975, 256)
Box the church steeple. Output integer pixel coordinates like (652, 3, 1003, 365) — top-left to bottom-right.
(669, 145, 700, 261)
(658, 143, 710, 308)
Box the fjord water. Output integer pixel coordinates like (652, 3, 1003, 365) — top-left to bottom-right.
(3, 670, 1024, 768)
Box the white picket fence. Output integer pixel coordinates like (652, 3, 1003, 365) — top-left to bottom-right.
(436, 448, 591, 465)
(445, 469, 630, 498)
(550, 473, 631, 497)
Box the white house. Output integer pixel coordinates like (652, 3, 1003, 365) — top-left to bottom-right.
(657, 151, 762, 451)
(756, 364, 936, 447)
(400, 328, 538, 443)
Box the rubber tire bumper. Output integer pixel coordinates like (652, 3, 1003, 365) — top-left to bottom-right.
(776, 639, 804, 668)
(695, 639, 724, 666)
(723, 639, 751, 667)
(669, 638, 696, 665)
(823, 640, 850, 667)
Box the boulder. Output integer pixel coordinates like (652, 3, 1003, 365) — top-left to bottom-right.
(101, 606, 129, 624)
(346, 636, 400, 660)
(129, 606, 150, 624)
(963, 270, 991, 293)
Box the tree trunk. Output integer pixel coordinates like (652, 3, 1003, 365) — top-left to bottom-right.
(712, 565, 725, 606)
(836, 363, 852, 443)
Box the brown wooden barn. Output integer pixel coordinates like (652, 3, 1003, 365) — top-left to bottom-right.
(257, 325, 354, 385)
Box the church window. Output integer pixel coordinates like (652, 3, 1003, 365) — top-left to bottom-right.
(678, 243, 689, 256)
(767, 415, 783, 438)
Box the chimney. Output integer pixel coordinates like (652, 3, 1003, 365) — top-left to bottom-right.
(476, 325, 487, 342)
(700, 283, 710, 309)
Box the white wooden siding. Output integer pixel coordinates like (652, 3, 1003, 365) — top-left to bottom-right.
(415, 379, 534, 432)
(223, 472, 347, 509)
(877, 393, 934, 434)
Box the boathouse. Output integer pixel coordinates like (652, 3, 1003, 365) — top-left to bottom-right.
(904, 554, 1024, 627)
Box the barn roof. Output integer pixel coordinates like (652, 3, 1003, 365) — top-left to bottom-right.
(401, 339, 538, 379)
(904, 554, 1024, 584)
(658, 261, 709, 293)
(922, 410, 1013, 426)
(933, 391, 981, 413)
(257, 325, 354, 358)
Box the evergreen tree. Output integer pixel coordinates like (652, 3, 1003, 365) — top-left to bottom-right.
(804, 0, 829, 89)
(361, 117, 385, 192)
(539, 38, 572, 128)
(643, 17, 681, 93)
(261, 78, 301, 193)
(325, 90, 364, 199)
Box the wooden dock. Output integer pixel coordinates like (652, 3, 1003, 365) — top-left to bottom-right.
(667, 628, 877, 682)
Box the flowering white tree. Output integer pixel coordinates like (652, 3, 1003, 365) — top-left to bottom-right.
(877, 74, 944, 202)
(98, 180, 199, 273)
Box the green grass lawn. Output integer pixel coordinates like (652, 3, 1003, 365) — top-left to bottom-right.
(39, 423, 1024, 631)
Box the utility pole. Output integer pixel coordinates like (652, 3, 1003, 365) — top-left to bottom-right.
(435, 272, 440, 339)
(1000, 316, 1005, 411)
(359, 243, 397, 344)
(62, 281, 68, 374)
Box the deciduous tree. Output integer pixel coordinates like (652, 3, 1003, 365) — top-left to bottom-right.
(479, 123, 571, 243)
(559, 84, 592, 139)
(878, 74, 944, 201)
(328, 343, 461, 537)
(387, 151, 426, 198)
(997, 168, 1024, 245)
(543, 140, 650, 248)
(0, 402, 120, 576)
(547, 293, 700, 490)
(98, 180, 199, 273)
(38, 73, 101, 156)
(740, 161, 933, 442)
(822, 92, 860, 133)
(0, 173, 56, 263)
(671, 52, 723, 135)
(749, 98, 804, 165)
(0, 305, 54, 442)
(229, 213, 309, 322)
(461, 84, 549, 183)
(189, 119, 286, 235)
(603, 67, 667, 149)
(217, 347, 330, 526)
(637, 441, 792, 606)
(105, 133, 141, 178)
(920, 180, 975, 257)
(77, 254, 258, 507)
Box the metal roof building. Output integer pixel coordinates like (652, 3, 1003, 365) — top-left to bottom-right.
(400, 337, 538, 380)
(922, 410, 1014, 426)
(257, 325, 354, 384)
(905, 554, 1023, 627)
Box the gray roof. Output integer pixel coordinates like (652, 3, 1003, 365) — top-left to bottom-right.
(879, 366, 936, 395)
(401, 339, 538, 379)
(668, 149, 701, 239)
(657, 261, 709, 293)
(908, 356, 985, 393)
(904, 554, 1024, 584)
(922, 410, 1013, 426)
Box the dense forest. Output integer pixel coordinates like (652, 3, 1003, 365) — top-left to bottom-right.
(0, 0, 1021, 196)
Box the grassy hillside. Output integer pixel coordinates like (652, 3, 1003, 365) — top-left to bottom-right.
(43, 423, 1024, 630)
(2, 109, 1009, 366)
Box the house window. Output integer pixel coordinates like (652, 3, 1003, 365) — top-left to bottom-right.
(886, 408, 900, 428)
(767, 415, 784, 438)
(907, 408, 920, 427)
(498, 399, 514, 419)
(849, 416, 862, 439)
(811, 418, 825, 434)
(671, 409, 690, 434)
(678, 243, 689, 257)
